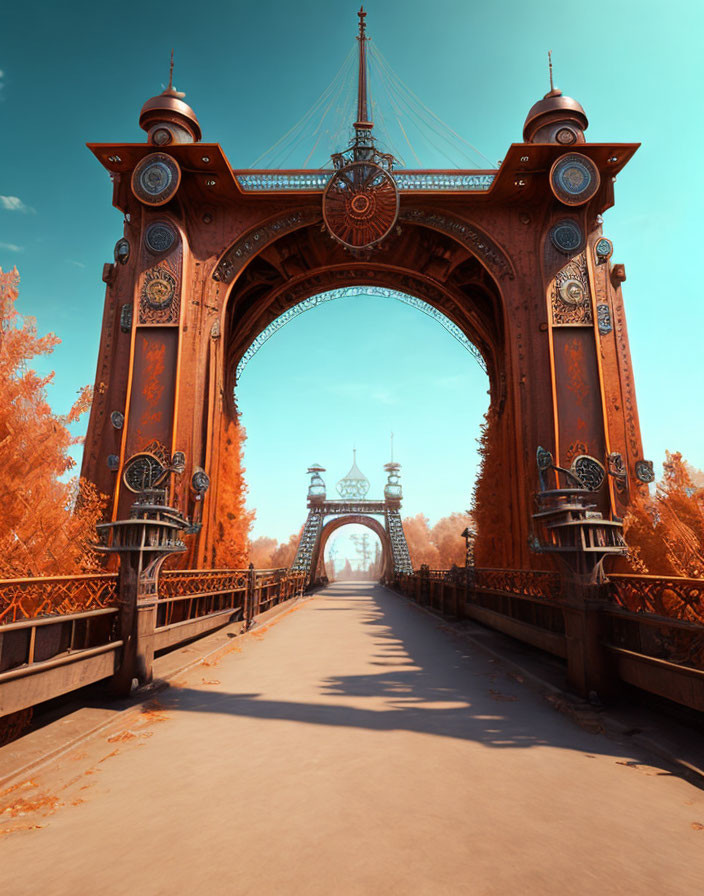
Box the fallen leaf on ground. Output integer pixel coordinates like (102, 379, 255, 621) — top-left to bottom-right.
(1, 794, 60, 818)
(107, 731, 136, 743)
(201, 679, 221, 685)
(489, 689, 518, 702)
(691, 822, 704, 831)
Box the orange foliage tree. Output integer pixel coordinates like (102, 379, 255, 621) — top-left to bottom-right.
(402, 512, 472, 569)
(211, 420, 254, 568)
(624, 452, 704, 579)
(248, 528, 302, 568)
(0, 267, 107, 579)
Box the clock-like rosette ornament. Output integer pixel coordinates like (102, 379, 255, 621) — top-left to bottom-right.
(122, 452, 166, 493)
(323, 161, 399, 250)
(549, 153, 600, 207)
(131, 153, 181, 206)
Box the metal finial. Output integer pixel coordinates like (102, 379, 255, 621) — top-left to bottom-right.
(168, 48, 174, 90)
(548, 50, 554, 92)
(358, 6, 367, 39)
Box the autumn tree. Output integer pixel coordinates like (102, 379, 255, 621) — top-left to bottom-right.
(402, 511, 473, 569)
(624, 452, 704, 579)
(0, 267, 106, 579)
(402, 514, 441, 568)
(248, 536, 278, 568)
(212, 420, 254, 568)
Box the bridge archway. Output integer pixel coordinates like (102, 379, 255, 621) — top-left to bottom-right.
(315, 515, 392, 582)
(81, 6, 645, 579)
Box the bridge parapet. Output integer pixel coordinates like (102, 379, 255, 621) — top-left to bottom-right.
(392, 567, 704, 713)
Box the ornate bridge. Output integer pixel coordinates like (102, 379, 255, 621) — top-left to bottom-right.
(3, 9, 701, 746)
(292, 455, 413, 585)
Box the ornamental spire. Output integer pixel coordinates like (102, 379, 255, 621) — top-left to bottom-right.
(354, 6, 372, 130)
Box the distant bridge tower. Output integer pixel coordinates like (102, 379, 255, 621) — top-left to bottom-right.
(292, 453, 413, 584)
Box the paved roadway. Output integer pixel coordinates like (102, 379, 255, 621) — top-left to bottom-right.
(2, 582, 704, 895)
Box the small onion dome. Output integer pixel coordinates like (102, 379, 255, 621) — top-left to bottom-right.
(139, 84, 202, 145)
(523, 86, 588, 145)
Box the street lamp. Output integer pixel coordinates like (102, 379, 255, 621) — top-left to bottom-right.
(461, 527, 476, 568)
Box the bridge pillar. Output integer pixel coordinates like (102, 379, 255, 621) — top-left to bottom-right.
(97, 489, 188, 695)
(562, 582, 613, 699)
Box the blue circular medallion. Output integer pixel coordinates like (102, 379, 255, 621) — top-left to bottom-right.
(550, 153, 600, 206)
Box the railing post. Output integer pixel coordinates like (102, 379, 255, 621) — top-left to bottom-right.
(561, 576, 612, 699)
(245, 563, 256, 629)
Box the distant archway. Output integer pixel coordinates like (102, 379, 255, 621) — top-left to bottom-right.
(315, 515, 392, 582)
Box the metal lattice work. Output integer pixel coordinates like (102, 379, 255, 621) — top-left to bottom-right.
(234, 172, 495, 193)
(0, 574, 119, 625)
(292, 509, 324, 573)
(608, 574, 704, 625)
(385, 509, 413, 575)
(236, 286, 486, 381)
(160, 569, 250, 598)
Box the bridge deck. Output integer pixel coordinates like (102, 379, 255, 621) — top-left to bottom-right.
(2, 582, 703, 894)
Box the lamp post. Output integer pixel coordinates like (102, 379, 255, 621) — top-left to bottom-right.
(461, 527, 476, 569)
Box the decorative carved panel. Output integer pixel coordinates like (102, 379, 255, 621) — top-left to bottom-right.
(551, 251, 593, 326)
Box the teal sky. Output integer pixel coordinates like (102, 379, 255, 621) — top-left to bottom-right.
(1, 0, 702, 543)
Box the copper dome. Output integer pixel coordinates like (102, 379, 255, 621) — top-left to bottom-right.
(139, 86, 202, 142)
(523, 88, 588, 142)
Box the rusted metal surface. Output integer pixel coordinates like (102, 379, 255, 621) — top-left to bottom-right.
(0, 575, 119, 625)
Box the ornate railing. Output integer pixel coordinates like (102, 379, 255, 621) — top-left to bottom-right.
(608, 574, 704, 625)
(0, 573, 119, 625)
(392, 567, 704, 712)
(421, 567, 561, 600)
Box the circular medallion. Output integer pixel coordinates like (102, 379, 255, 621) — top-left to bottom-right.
(550, 219, 584, 254)
(550, 153, 600, 206)
(559, 278, 585, 306)
(107, 454, 120, 471)
(323, 161, 399, 250)
(110, 410, 124, 429)
(123, 453, 165, 493)
(192, 468, 211, 494)
(145, 222, 177, 254)
(635, 460, 655, 484)
(595, 237, 613, 260)
(572, 455, 606, 491)
(114, 238, 130, 264)
(151, 127, 172, 146)
(131, 153, 181, 206)
(144, 268, 176, 309)
(555, 127, 577, 146)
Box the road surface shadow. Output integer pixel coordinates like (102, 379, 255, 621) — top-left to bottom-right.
(154, 583, 679, 775)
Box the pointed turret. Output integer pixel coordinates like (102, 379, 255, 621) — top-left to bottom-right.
(337, 450, 371, 499)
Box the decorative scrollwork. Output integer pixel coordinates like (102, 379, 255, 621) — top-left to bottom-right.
(0, 574, 118, 625)
(139, 248, 181, 325)
(212, 210, 321, 283)
(474, 568, 562, 601)
(399, 208, 514, 279)
(635, 460, 655, 483)
(597, 304, 613, 334)
(551, 252, 592, 326)
(323, 161, 399, 250)
(570, 455, 606, 491)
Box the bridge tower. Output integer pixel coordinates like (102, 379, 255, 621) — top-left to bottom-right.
(80, 7, 649, 572)
(292, 454, 413, 584)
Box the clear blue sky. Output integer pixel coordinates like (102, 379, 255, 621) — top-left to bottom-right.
(1, 0, 702, 543)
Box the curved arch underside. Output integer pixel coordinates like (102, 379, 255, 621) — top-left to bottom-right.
(222, 218, 507, 410)
(316, 514, 393, 582)
(235, 286, 486, 380)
